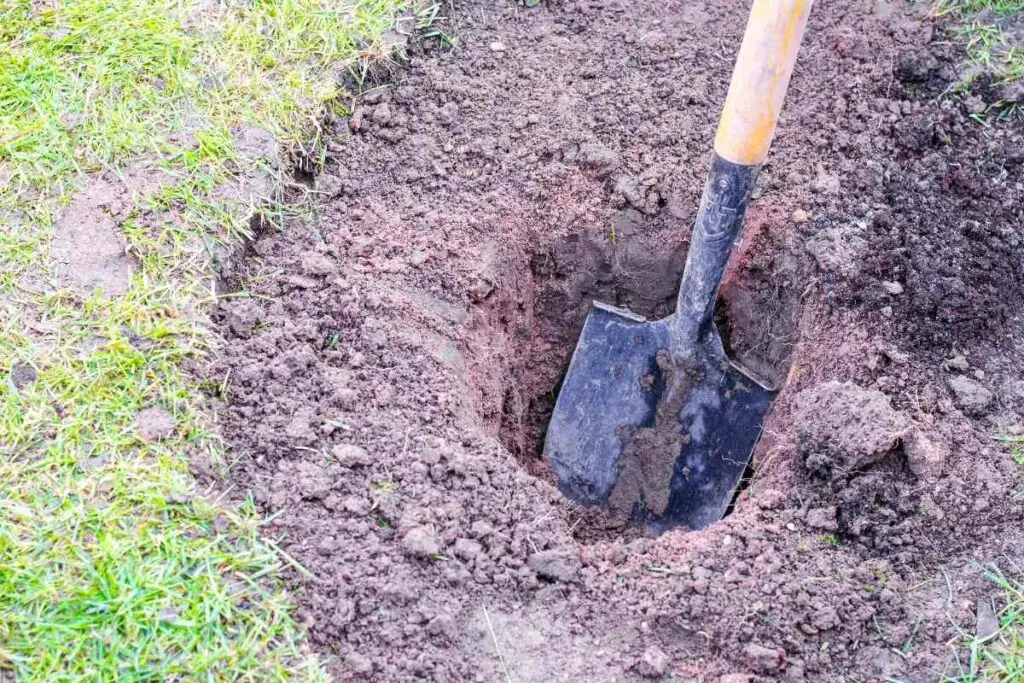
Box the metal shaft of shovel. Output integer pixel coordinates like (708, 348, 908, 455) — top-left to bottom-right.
(544, 0, 813, 530)
(679, 0, 814, 342)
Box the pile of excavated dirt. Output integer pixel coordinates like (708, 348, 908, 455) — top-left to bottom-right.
(200, 0, 1024, 680)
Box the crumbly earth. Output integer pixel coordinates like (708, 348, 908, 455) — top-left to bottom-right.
(610, 349, 692, 523)
(202, 0, 1024, 680)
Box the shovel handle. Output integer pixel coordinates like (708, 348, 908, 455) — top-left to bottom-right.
(674, 0, 812, 343)
(715, 0, 813, 166)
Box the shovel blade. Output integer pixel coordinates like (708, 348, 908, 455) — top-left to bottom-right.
(543, 302, 775, 530)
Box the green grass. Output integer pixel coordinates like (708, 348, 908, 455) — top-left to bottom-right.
(0, 0, 405, 678)
(973, 567, 1024, 681)
(938, 436, 1024, 681)
(936, 0, 1024, 85)
(1003, 435, 1024, 466)
(944, 565, 1024, 682)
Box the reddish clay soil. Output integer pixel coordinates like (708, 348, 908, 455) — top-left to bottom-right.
(202, 0, 1024, 680)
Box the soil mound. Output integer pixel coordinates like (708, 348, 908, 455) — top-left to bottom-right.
(204, 0, 1024, 679)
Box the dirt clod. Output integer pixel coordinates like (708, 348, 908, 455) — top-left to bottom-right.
(946, 374, 994, 415)
(638, 645, 670, 678)
(804, 224, 867, 277)
(902, 430, 949, 480)
(805, 506, 838, 531)
(810, 169, 841, 195)
(331, 443, 371, 467)
(743, 642, 786, 673)
(9, 362, 37, 390)
(794, 381, 909, 479)
(719, 675, 752, 683)
(856, 646, 902, 679)
(215, 299, 263, 339)
(609, 350, 693, 521)
(453, 537, 483, 560)
(344, 653, 374, 678)
(300, 253, 337, 277)
(402, 525, 442, 559)
(527, 548, 580, 582)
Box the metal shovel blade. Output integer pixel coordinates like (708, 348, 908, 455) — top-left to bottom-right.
(541, 0, 814, 530)
(543, 301, 775, 530)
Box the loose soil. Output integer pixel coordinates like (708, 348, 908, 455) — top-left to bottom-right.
(203, 0, 1024, 680)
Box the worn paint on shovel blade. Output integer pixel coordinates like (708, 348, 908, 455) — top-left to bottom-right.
(543, 302, 775, 530)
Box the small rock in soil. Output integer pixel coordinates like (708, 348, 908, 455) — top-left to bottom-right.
(946, 375, 993, 415)
(881, 280, 904, 295)
(791, 208, 809, 223)
(719, 675, 752, 683)
(637, 645, 670, 678)
(10, 361, 37, 390)
(527, 548, 580, 582)
(403, 525, 442, 558)
(489, 41, 507, 52)
(976, 601, 1000, 642)
(135, 406, 176, 442)
(743, 642, 786, 673)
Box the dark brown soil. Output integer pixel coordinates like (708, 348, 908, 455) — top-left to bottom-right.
(202, 0, 1024, 680)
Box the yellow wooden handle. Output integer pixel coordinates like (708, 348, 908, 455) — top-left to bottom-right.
(713, 0, 813, 166)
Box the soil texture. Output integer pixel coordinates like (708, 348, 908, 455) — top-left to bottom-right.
(203, 0, 1024, 680)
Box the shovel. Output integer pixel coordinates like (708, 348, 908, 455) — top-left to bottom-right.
(544, 0, 813, 531)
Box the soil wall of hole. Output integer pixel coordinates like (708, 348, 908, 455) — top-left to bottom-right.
(200, 1, 1024, 680)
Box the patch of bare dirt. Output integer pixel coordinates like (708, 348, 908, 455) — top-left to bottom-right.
(47, 126, 281, 301)
(51, 176, 137, 297)
(204, 0, 1024, 680)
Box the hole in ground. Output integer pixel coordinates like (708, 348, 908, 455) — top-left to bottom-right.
(489, 212, 801, 539)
